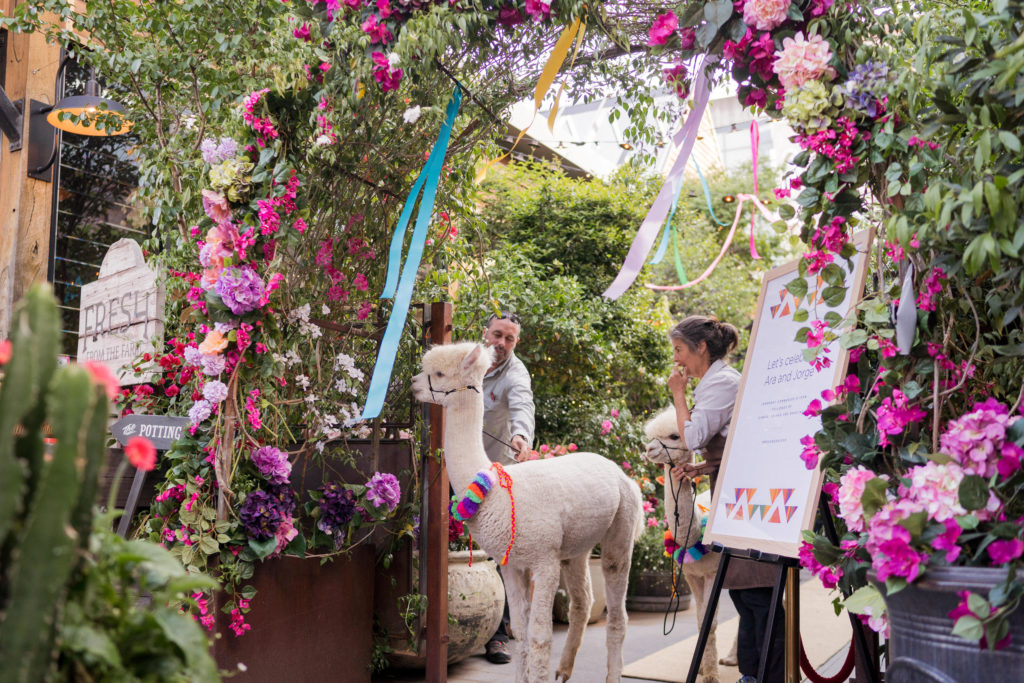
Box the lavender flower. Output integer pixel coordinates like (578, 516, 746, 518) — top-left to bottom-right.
(365, 472, 401, 512)
(203, 380, 229, 403)
(251, 446, 292, 485)
(201, 136, 240, 164)
(201, 353, 226, 376)
(316, 482, 357, 545)
(183, 346, 203, 366)
(188, 399, 213, 425)
(239, 484, 297, 540)
(843, 61, 889, 117)
(215, 267, 266, 316)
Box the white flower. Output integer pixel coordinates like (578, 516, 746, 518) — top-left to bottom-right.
(403, 105, 422, 124)
(321, 304, 330, 315)
(334, 379, 352, 395)
(388, 52, 401, 68)
(304, 394, 318, 405)
(289, 304, 311, 324)
(295, 374, 311, 390)
(315, 134, 333, 147)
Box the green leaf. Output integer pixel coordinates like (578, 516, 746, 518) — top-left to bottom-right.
(860, 477, 890, 522)
(793, 308, 809, 322)
(952, 614, 984, 641)
(249, 536, 278, 560)
(62, 624, 122, 667)
(786, 276, 808, 298)
(924, 452, 954, 465)
(959, 475, 989, 510)
(152, 610, 219, 679)
(703, 0, 734, 29)
(821, 263, 845, 287)
(199, 535, 220, 555)
(844, 584, 886, 615)
(822, 286, 846, 307)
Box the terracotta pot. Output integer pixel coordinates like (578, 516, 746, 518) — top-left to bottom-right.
(627, 568, 692, 612)
(874, 567, 1024, 682)
(553, 556, 607, 624)
(389, 550, 505, 668)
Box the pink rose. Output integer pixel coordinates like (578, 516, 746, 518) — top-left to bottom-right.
(743, 0, 791, 31)
(201, 190, 232, 225)
(773, 32, 837, 91)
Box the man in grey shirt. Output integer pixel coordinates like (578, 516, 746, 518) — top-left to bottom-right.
(480, 311, 535, 664)
(482, 311, 535, 464)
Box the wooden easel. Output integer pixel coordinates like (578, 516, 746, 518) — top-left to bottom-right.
(685, 495, 880, 683)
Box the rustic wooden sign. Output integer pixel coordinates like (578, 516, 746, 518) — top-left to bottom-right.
(110, 414, 190, 451)
(76, 238, 164, 384)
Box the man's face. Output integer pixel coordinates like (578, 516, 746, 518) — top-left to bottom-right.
(484, 318, 520, 367)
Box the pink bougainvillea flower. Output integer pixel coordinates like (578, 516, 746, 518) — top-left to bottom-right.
(876, 389, 927, 447)
(743, 0, 791, 31)
(648, 11, 677, 46)
(773, 32, 837, 91)
(497, 7, 524, 26)
(988, 538, 1024, 565)
(361, 14, 392, 44)
(82, 360, 120, 400)
(601, 419, 613, 435)
(678, 26, 696, 50)
(799, 434, 821, 469)
(663, 64, 690, 99)
(0, 339, 11, 364)
(125, 436, 157, 471)
(524, 0, 551, 22)
(931, 518, 963, 562)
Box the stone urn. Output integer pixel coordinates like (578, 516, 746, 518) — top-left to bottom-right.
(553, 556, 607, 624)
(627, 568, 692, 612)
(389, 550, 505, 668)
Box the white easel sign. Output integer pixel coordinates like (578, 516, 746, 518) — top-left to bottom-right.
(704, 230, 873, 558)
(77, 238, 164, 384)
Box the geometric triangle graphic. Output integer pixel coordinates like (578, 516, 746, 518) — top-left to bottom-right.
(748, 504, 758, 520)
(726, 503, 735, 518)
(732, 504, 746, 520)
(768, 507, 782, 523)
(770, 488, 782, 503)
(735, 488, 744, 504)
(785, 505, 798, 522)
(745, 488, 757, 503)
(783, 488, 795, 505)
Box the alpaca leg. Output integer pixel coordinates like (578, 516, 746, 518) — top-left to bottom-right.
(526, 559, 561, 683)
(504, 566, 532, 683)
(555, 555, 593, 682)
(601, 548, 631, 683)
(720, 633, 738, 667)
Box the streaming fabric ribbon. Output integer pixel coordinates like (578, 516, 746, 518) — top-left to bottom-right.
(357, 86, 463, 422)
(475, 17, 584, 183)
(649, 154, 728, 266)
(749, 120, 762, 259)
(602, 57, 712, 300)
(647, 193, 779, 291)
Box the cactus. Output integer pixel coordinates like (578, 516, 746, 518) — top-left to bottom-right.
(0, 285, 108, 683)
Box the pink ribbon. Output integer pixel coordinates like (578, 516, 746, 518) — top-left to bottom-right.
(749, 120, 762, 260)
(602, 58, 712, 300)
(646, 194, 777, 291)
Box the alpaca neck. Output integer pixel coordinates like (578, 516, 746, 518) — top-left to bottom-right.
(664, 465, 699, 545)
(443, 391, 491, 492)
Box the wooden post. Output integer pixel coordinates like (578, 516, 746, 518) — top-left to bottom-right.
(425, 301, 452, 683)
(784, 566, 800, 683)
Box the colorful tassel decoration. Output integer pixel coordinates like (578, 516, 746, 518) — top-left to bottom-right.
(452, 470, 496, 522)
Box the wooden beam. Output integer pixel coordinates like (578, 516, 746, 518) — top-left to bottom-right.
(425, 301, 451, 683)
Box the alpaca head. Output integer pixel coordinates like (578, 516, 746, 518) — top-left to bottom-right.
(412, 342, 494, 406)
(642, 407, 693, 466)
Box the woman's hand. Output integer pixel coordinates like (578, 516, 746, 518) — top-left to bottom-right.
(671, 461, 708, 481)
(668, 364, 690, 394)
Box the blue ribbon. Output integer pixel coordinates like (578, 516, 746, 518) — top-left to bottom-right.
(692, 158, 730, 227)
(357, 87, 462, 422)
(649, 177, 685, 265)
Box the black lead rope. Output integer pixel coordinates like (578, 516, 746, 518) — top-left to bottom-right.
(483, 429, 518, 453)
(663, 470, 700, 636)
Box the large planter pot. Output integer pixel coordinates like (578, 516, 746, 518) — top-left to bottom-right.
(389, 550, 505, 668)
(554, 556, 607, 624)
(876, 567, 1024, 683)
(627, 569, 692, 612)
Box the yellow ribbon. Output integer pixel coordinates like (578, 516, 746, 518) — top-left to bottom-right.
(475, 17, 583, 183)
(547, 20, 586, 132)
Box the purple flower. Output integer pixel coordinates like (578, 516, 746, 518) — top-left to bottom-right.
(201, 353, 226, 376)
(201, 136, 240, 164)
(239, 484, 296, 540)
(251, 446, 291, 485)
(843, 61, 888, 118)
(203, 380, 229, 403)
(940, 399, 1018, 478)
(317, 482, 358, 545)
(188, 399, 212, 425)
(215, 267, 266, 316)
(365, 472, 401, 512)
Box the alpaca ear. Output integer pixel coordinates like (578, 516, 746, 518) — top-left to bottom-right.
(461, 344, 483, 373)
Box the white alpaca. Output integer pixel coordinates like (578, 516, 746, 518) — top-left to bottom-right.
(412, 342, 644, 683)
(643, 407, 722, 683)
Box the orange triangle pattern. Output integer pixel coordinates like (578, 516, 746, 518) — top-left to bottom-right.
(783, 489, 795, 504)
(768, 507, 782, 524)
(770, 488, 782, 503)
(785, 506, 799, 522)
(745, 488, 757, 502)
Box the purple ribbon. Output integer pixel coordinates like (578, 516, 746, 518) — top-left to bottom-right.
(602, 58, 712, 300)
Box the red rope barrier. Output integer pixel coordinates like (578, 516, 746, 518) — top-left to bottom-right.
(799, 636, 855, 683)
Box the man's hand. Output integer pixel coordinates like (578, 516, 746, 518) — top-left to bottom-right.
(510, 434, 530, 462)
(671, 461, 708, 481)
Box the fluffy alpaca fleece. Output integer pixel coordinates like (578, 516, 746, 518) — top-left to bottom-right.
(412, 342, 644, 683)
(643, 407, 722, 683)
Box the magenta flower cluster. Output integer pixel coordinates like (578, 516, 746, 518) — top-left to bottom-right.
(939, 398, 1024, 479)
(366, 471, 401, 512)
(875, 389, 927, 447)
(251, 446, 292, 485)
(215, 266, 266, 316)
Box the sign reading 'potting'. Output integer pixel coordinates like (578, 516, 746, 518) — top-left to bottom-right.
(110, 414, 190, 451)
(77, 238, 164, 384)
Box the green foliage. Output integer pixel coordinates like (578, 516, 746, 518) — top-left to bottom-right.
(0, 285, 217, 681)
